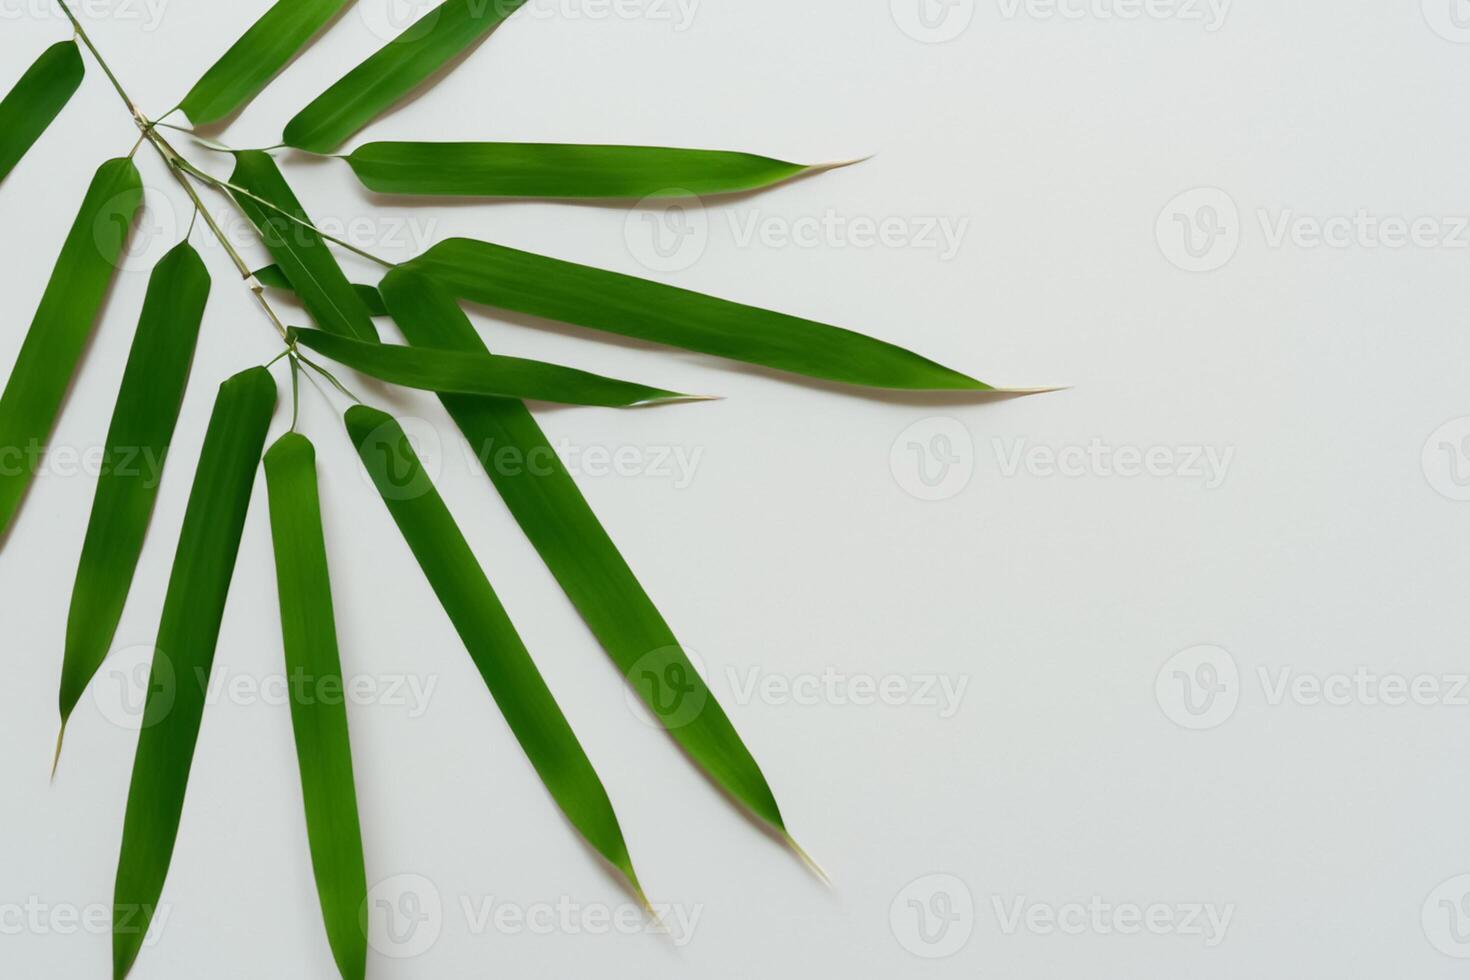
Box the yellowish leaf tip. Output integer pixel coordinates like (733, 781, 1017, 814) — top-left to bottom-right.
(988, 384, 1073, 395)
(784, 835, 833, 888)
(805, 154, 875, 175)
(50, 722, 67, 783)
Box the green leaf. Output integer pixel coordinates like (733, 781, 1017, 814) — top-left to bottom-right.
(345, 404, 642, 898)
(229, 151, 379, 342)
(179, 0, 357, 126)
(283, 0, 531, 153)
(343, 142, 820, 199)
(406, 237, 993, 390)
(0, 157, 142, 542)
(380, 268, 789, 833)
(0, 41, 84, 184)
(113, 367, 277, 980)
(57, 243, 210, 754)
(254, 264, 386, 316)
(263, 433, 367, 980)
(291, 322, 690, 407)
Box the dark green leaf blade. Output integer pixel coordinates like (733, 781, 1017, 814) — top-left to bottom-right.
(229, 151, 378, 342)
(263, 433, 367, 980)
(380, 268, 788, 833)
(345, 405, 642, 897)
(57, 242, 210, 750)
(0, 41, 84, 184)
(0, 157, 142, 542)
(179, 0, 357, 126)
(282, 0, 531, 153)
(406, 237, 994, 390)
(344, 142, 817, 199)
(254, 264, 385, 316)
(113, 367, 277, 980)
(291, 323, 689, 407)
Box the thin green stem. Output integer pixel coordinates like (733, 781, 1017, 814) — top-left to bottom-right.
(289, 356, 301, 432)
(53, 0, 146, 128)
(297, 354, 362, 405)
(180, 161, 395, 269)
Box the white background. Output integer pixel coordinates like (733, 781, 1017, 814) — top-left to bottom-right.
(3, 0, 1469, 976)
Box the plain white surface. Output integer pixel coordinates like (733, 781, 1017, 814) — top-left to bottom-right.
(4, 1, 1470, 976)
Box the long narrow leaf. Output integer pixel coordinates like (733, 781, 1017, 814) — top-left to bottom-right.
(57, 242, 210, 753)
(113, 367, 277, 980)
(343, 142, 823, 199)
(0, 157, 142, 542)
(0, 41, 84, 184)
(406, 237, 993, 390)
(346, 405, 642, 898)
(229, 151, 378, 342)
(263, 432, 367, 980)
(380, 268, 789, 833)
(291, 322, 689, 407)
(283, 0, 531, 153)
(254, 264, 385, 316)
(179, 0, 357, 125)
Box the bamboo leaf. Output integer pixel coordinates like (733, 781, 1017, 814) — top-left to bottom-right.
(253, 264, 386, 316)
(113, 367, 276, 980)
(179, 0, 357, 126)
(0, 41, 84, 184)
(343, 142, 824, 199)
(405, 237, 994, 390)
(229, 151, 379, 342)
(0, 157, 142, 542)
(380, 268, 789, 833)
(291, 322, 690, 407)
(345, 405, 642, 897)
(57, 242, 210, 755)
(263, 432, 367, 980)
(282, 0, 531, 153)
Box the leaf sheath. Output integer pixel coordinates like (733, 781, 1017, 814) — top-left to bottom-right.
(0, 157, 142, 542)
(179, 0, 357, 125)
(405, 238, 991, 390)
(291, 323, 688, 407)
(59, 242, 210, 736)
(379, 269, 787, 832)
(344, 142, 810, 199)
(263, 433, 368, 980)
(0, 41, 84, 184)
(345, 405, 641, 895)
(283, 0, 531, 153)
(229, 151, 378, 342)
(113, 367, 277, 980)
